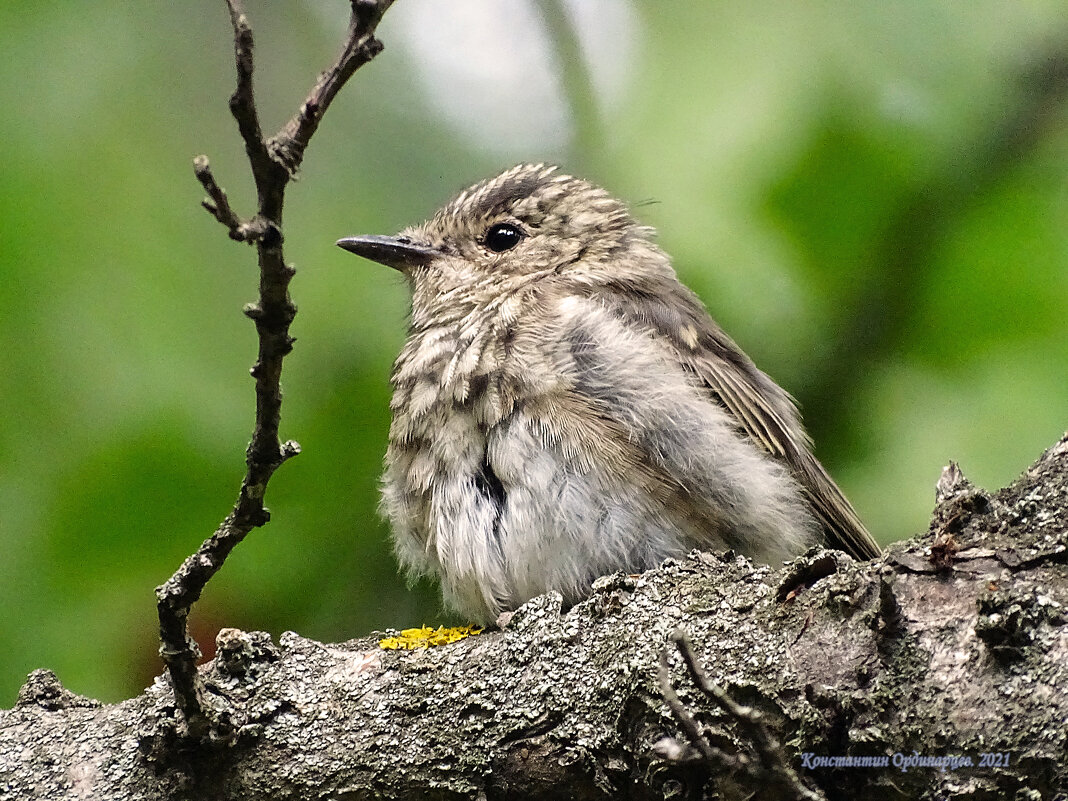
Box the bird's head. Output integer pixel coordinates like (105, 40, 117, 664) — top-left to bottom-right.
(337, 164, 669, 321)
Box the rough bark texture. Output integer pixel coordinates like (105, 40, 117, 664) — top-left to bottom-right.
(3, 435, 1067, 800)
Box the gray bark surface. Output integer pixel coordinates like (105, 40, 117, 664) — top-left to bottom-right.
(3, 435, 1067, 800)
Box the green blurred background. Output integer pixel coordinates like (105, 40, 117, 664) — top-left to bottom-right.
(2, 1, 1066, 705)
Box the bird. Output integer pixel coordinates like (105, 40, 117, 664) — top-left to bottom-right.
(337, 164, 881, 623)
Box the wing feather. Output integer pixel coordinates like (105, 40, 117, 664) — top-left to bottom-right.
(595, 279, 881, 560)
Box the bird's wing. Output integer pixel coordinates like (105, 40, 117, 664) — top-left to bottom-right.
(593, 280, 881, 561)
(542, 295, 818, 562)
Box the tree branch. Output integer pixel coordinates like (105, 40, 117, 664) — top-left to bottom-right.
(8, 435, 1068, 798)
(156, 0, 395, 740)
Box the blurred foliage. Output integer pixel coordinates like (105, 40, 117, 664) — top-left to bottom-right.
(1, 1, 1066, 704)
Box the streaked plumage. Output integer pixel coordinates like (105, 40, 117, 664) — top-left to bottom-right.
(338, 164, 880, 622)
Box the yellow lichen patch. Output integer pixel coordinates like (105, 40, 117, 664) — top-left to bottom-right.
(379, 625, 483, 650)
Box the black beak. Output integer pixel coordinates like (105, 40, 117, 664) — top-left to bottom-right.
(336, 235, 438, 272)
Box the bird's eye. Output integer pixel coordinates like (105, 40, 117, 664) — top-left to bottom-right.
(483, 222, 524, 253)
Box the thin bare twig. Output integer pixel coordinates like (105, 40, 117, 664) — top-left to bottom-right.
(224, 0, 275, 187)
(660, 630, 826, 801)
(193, 155, 266, 243)
(657, 645, 737, 767)
(156, 0, 394, 740)
(271, 0, 395, 175)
